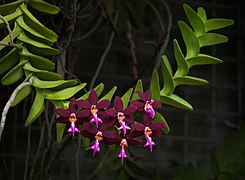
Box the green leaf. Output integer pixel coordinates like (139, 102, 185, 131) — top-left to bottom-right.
(197, 7, 207, 23)
(23, 63, 62, 80)
(19, 3, 58, 41)
(121, 88, 133, 108)
(28, 0, 60, 15)
(187, 54, 223, 68)
(205, 18, 234, 32)
(0, 22, 22, 51)
(131, 79, 143, 100)
(161, 55, 174, 96)
(78, 83, 104, 100)
(173, 39, 188, 77)
(33, 76, 77, 89)
(56, 123, 66, 143)
(17, 31, 59, 56)
(152, 111, 170, 134)
(178, 20, 200, 58)
(1, 60, 27, 85)
(160, 93, 193, 110)
(11, 86, 32, 107)
(150, 69, 160, 100)
(19, 47, 55, 71)
(0, 0, 24, 16)
(174, 76, 208, 86)
(25, 88, 45, 126)
(0, 48, 19, 74)
(0, 7, 22, 27)
(45, 83, 87, 100)
(16, 15, 54, 45)
(100, 86, 117, 101)
(198, 33, 228, 47)
(183, 4, 205, 37)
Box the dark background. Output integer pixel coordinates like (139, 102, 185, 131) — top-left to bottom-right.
(0, 0, 244, 179)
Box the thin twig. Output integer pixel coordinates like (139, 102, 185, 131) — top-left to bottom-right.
(0, 15, 23, 50)
(0, 77, 34, 142)
(89, 10, 119, 90)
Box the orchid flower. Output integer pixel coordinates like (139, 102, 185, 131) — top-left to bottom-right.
(106, 96, 137, 136)
(77, 90, 110, 128)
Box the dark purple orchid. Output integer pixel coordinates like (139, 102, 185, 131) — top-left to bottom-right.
(76, 90, 110, 128)
(81, 123, 117, 156)
(130, 90, 162, 119)
(132, 120, 165, 152)
(106, 96, 137, 136)
(54, 98, 88, 138)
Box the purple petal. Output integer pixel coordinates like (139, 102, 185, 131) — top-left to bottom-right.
(130, 100, 145, 110)
(106, 108, 117, 117)
(69, 97, 77, 113)
(54, 116, 69, 124)
(80, 130, 94, 138)
(102, 117, 117, 128)
(84, 122, 97, 134)
(132, 123, 145, 132)
(76, 118, 86, 124)
(97, 100, 110, 109)
(114, 96, 123, 112)
(124, 117, 134, 124)
(127, 138, 142, 146)
(142, 114, 151, 126)
(128, 130, 144, 138)
(150, 122, 165, 131)
(151, 130, 162, 137)
(152, 101, 162, 108)
(144, 90, 152, 101)
(103, 131, 118, 139)
(136, 91, 146, 101)
(98, 123, 106, 131)
(55, 109, 70, 117)
(123, 105, 137, 115)
(76, 100, 91, 109)
(89, 90, 98, 105)
(76, 109, 91, 118)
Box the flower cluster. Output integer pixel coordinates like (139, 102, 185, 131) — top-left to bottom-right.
(54, 89, 165, 163)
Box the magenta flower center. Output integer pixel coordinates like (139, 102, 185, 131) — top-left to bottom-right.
(117, 112, 125, 121)
(69, 113, 77, 123)
(91, 105, 98, 115)
(120, 139, 128, 147)
(144, 100, 155, 118)
(95, 131, 103, 141)
(144, 126, 152, 136)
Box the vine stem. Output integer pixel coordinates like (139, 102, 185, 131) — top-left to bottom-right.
(0, 15, 23, 50)
(0, 77, 34, 142)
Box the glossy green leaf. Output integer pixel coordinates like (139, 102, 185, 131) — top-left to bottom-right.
(0, 0, 24, 16)
(17, 31, 59, 56)
(205, 18, 234, 32)
(187, 54, 223, 67)
(19, 3, 58, 41)
(16, 15, 54, 45)
(160, 93, 193, 110)
(25, 88, 45, 126)
(23, 63, 62, 80)
(47, 80, 78, 91)
(197, 7, 207, 23)
(161, 55, 174, 96)
(150, 69, 160, 100)
(28, 0, 60, 15)
(19, 47, 55, 71)
(56, 123, 66, 143)
(121, 88, 133, 108)
(1, 60, 27, 85)
(198, 33, 228, 47)
(0, 7, 22, 27)
(131, 79, 143, 100)
(183, 4, 205, 37)
(0, 48, 19, 74)
(78, 83, 104, 100)
(0, 22, 22, 51)
(100, 86, 117, 101)
(33, 76, 77, 89)
(45, 83, 87, 100)
(11, 86, 32, 107)
(174, 76, 208, 86)
(152, 111, 170, 134)
(173, 39, 188, 77)
(178, 20, 200, 58)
